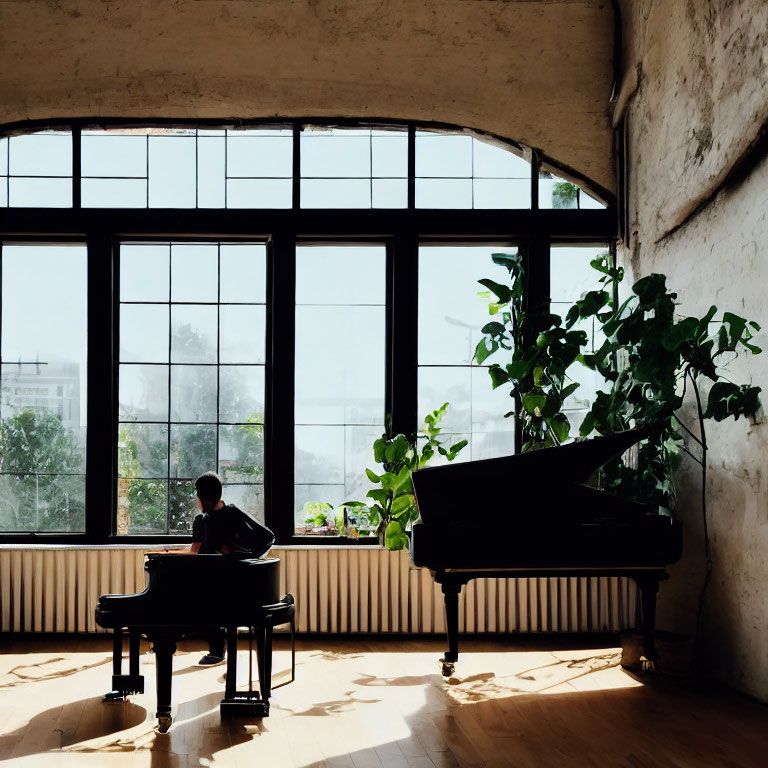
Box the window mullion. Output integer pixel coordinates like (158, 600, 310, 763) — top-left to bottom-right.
(86, 230, 116, 540)
(389, 232, 419, 439)
(72, 125, 81, 210)
(265, 231, 295, 542)
(407, 125, 415, 210)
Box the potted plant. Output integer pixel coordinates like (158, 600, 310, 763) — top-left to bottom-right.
(312, 404, 467, 550)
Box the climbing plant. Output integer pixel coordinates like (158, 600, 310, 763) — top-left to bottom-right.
(568, 262, 762, 513)
(475, 251, 762, 516)
(474, 251, 587, 451)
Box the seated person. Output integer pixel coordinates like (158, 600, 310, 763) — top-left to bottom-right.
(190, 471, 275, 665)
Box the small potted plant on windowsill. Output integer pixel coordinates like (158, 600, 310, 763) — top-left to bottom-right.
(307, 404, 467, 550)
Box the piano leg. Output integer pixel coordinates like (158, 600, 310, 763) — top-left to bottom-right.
(129, 631, 141, 681)
(104, 628, 144, 700)
(636, 575, 662, 672)
(151, 634, 178, 732)
(224, 626, 239, 701)
(440, 582, 463, 677)
(256, 624, 272, 705)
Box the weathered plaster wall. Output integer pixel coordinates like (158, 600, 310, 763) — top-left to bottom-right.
(621, 0, 768, 250)
(619, 0, 768, 700)
(0, 0, 615, 191)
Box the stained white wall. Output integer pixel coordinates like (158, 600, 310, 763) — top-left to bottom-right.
(619, 0, 768, 699)
(0, 0, 615, 191)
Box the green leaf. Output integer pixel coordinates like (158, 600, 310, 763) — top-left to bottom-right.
(717, 325, 729, 353)
(549, 413, 571, 444)
(540, 393, 561, 418)
(474, 338, 496, 365)
(560, 382, 580, 401)
(723, 311, 747, 347)
(632, 358, 657, 383)
(564, 329, 589, 348)
(491, 252, 522, 271)
(391, 493, 415, 515)
(365, 468, 381, 483)
(522, 391, 547, 414)
(565, 304, 580, 329)
(579, 410, 597, 436)
(480, 321, 506, 336)
(477, 278, 513, 304)
(661, 317, 698, 351)
(366, 488, 389, 505)
(694, 305, 718, 339)
(384, 434, 411, 463)
(577, 290, 610, 318)
(488, 366, 509, 389)
(704, 382, 762, 421)
(507, 360, 529, 379)
(542, 313, 564, 328)
(384, 520, 409, 551)
(447, 439, 468, 460)
(373, 437, 387, 464)
(633, 274, 668, 307)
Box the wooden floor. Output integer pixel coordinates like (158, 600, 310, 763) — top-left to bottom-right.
(1, 634, 767, 767)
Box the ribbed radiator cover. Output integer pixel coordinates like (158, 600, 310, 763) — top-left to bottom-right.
(0, 546, 637, 634)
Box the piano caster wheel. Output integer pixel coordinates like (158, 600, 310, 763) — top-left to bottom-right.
(639, 656, 657, 674)
(439, 659, 455, 677)
(156, 714, 172, 733)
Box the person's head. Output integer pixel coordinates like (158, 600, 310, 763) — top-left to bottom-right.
(195, 471, 223, 512)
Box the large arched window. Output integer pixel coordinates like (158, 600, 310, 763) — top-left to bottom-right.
(0, 119, 613, 543)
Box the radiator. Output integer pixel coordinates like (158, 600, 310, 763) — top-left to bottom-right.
(0, 546, 637, 634)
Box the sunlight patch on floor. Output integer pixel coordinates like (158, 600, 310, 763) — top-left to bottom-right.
(435, 646, 642, 702)
(0, 639, 645, 767)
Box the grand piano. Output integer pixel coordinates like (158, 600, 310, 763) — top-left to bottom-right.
(95, 553, 294, 732)
(410, 428, 683, 676)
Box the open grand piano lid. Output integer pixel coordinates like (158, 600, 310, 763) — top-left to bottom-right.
(411, 426, 654, 525)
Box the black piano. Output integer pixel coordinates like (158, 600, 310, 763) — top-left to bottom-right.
(410, 428, 683, 676)
(96, 553, 293, 731)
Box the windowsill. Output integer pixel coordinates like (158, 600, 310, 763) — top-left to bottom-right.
(0, 542, 389, 551)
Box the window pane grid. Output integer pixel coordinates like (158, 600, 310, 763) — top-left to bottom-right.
(300, 126, 408, 209)
(1, 123, 611, 213)
(415, 132, 531, 209)
(0, 244, 87, 532)
(0, 123, 612, 542)
(2, 124, 604, 213)
(294, 245, 386, 534)
(418, 245, 518, 463)
(117, 241, 266, 534)
(1, 131, 73, 207)
(81, 127, 293, 209)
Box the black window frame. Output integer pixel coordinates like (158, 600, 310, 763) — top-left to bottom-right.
(0, 118, 616, 545)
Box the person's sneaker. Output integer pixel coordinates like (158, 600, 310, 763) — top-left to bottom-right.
(198, 653, 225, 666)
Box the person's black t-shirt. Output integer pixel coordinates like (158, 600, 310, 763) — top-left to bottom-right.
(192, 504, 274, 556)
